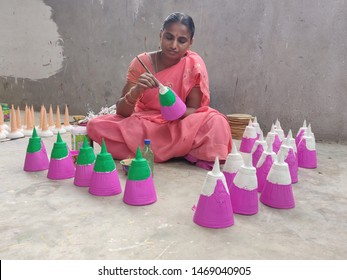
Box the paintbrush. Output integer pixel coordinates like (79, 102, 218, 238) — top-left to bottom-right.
(136, 55, 152, 74)
(135, 56, 161, 87)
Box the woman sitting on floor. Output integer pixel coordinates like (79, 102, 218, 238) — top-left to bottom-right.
(87, 12, 232, 169)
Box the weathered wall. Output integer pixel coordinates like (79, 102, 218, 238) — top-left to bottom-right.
(0, 0, 346, 142)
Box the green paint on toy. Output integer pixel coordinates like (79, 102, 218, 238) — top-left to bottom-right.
(76, 136, 96, 165)
(51, 132, 69, 159)
(26, 127, 41, 153)
(93, 139, 115, 172)
(128, 147, 151, 180)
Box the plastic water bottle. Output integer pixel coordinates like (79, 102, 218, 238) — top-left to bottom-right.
(142, 139, 154, 176)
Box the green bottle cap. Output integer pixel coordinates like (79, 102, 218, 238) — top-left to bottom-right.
(51, 132, 69, 159)
(128, 147, 151, 180)
(93, 139, 115, 172)
(76, 136, 96, 165)
(159, 86, 176, 106)
(26, 127, 42, 153)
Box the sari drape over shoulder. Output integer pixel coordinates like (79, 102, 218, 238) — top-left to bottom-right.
(87, 51, 232, 162)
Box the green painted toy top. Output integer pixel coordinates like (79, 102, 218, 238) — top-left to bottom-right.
(127, 147, 151, 180)
(159, 85, 176, 106)
(93, 139, 115, 172)
(26, 127, 41, 153)
(76, 136, 96, 165)
(51, 132, 69, 159)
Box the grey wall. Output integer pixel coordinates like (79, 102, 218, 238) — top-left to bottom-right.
(0, 0, 346, 142)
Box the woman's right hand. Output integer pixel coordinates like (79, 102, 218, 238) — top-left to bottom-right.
(133, 73, 159, 96)
(117, 73, 158, 117)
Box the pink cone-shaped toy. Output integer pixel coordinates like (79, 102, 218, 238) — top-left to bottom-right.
(239, 119, 257, 153)
(194, 157, 234, 228)
(297, 125, 317, 169)
(89, 139, 122, 196)
(251, 129, 267, 167)
(266, 123, 281, 154)
(256, 138, 277, 192)
(252, 116, 261, 139)
(159, 84, 186, 121)
(223, 142, 244, 197)
(74, 136, 96, 187)
(23, 127, 49, 172)
(123, 147, 157, 206)
(231, 154, 258, 215)
(260, 152, 295, 209)
(47, 132, 75, 179)
(279, 137, 298, 184)
(295, 120, 307, 147)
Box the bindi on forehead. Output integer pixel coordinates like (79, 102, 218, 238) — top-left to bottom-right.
(163, 23, 190, 37)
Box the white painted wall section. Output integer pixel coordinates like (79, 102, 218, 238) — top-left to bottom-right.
(0, 0, 64, 80)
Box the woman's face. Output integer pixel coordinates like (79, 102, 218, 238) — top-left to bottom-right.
(160, 22, 193, 61)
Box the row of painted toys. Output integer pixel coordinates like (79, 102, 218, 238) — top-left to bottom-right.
(0, 104, 72, 140)
(23, 128, 157, 206)
(21, 115, 316, 229)
(193, 118, 318, 229)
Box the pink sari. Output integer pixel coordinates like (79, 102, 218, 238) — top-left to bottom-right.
(87, 51, 232, 162)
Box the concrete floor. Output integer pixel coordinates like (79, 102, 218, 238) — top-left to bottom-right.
(0, 132, 346, 260)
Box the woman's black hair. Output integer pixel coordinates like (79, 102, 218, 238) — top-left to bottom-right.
(162, 12, 195, 39)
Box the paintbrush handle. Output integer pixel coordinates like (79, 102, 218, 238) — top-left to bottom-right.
(135, 55, 161, 87)
(136, 56, 152, 74)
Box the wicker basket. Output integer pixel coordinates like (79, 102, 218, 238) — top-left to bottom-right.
(226, 113, 254, 140)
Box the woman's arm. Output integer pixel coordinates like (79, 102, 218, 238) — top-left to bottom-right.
(116, 72, 158, 117)
(181, 86, 203, 118)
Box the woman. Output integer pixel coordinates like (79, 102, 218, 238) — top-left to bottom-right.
(87, 12, 232, 169)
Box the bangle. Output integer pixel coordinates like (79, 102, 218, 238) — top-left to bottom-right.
(129, 88, 144, 102)
(127, 91, 138, 103)
(124, 93, 136, 106)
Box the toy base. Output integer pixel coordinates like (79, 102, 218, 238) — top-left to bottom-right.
(239, 137, 256, 153)
(193, 180, 234, 228)
(74, 164, 94, 187)
(230, 185, 258, 215)
(1, 124, 10, 131)
(63, 125, 73, 132)
(160, 99, 186, 121)
(7, 131, 24, 139)
(39, 129, 54, 138)
(89, 170, 122, 196)
(23, 129, 33, 137)
(47, 157, 75, 179)
(123, 176, 157, 206)
(260, 181, 295, 209)
(298, 147, 317, 169)
(52, 127, 66, 134)
(24, 148, 49, 172)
